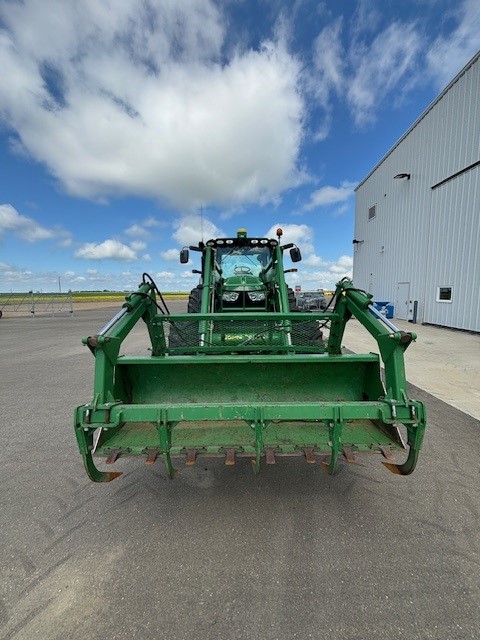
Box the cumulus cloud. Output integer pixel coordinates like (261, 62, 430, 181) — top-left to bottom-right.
(427, 0, 480, 88)
(263, 222, 353, 288)
(0, 204, 54, 242)
(156, 271, 175, 281)
(75, 239, 137, 262)
(161, 248, 181, 261)
(294, 255, 353, 289)
(329, 255, 353, 274)
(172, 215, 224, 246)
(0, 1, 304, 209)
(125, 224, 151, 239)
(303, 254, 328, 267)
(304, 180, 357, 211)
(265, 223, 314, 253)
(56, 231, 73, 247)
(129, 240, 147, 251)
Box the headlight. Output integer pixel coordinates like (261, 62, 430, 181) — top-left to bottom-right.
(247, 292, 265, 302)
(222, 292, 240, 302)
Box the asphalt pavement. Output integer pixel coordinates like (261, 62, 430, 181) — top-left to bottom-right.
(1, 306, 479, 640)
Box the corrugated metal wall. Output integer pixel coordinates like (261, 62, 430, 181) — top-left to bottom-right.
(354, 53, 480, 331)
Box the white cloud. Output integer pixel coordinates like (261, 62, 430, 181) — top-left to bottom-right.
(294, 255, 353, 289)
(161, 248, 181, 261)
(173, 215, 224, 246)
(56, 229, 73, 247)
(130, 240, 146, 251)
(156, 271, 175, 281)
(304, 180, 357, 210)
(0, 1, 305, 209)
(262, 222, 353, 288)
(125, 224, 151, 239)
(264, 223, 314, 254)
(427, 0, 480, 88)
(142, 253, 152, 262)
(312, 18, 345, 107)
(0, 204, 54, 242)
(329, 255, 353, 274)
(143, 217, 166, 228)
(303, 254, 328, 267)
(347, 22, 422, 126)
(75, 239, 137, 262)
(309, 15, 428, 129)
(332, 202, 350, 217)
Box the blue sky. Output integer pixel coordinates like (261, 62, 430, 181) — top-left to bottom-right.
(1, 0, 479, 292)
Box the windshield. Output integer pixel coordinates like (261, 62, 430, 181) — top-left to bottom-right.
(216, 246, 271, 278)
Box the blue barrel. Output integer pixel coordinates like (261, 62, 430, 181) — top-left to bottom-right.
(372, 301, 394, 319)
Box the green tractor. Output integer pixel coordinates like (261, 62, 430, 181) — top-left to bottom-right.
(74, 228, 426, 482)
(169, 227, 322, 350)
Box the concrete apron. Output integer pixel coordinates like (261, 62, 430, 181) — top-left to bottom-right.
(343, 318, 480, 421)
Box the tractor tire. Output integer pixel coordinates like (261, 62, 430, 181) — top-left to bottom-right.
(169, 286, 202, 349)
(187, 286, 202, 313)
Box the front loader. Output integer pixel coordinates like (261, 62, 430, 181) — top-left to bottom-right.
(74, 228, 426, 482)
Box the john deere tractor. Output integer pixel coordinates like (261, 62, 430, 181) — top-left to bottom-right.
(168, 227, 322, 350)
(74, 228, 426, 482)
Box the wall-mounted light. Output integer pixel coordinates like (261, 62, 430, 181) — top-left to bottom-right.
(394, 173, 411, 180)
(352, 239, 364, 244)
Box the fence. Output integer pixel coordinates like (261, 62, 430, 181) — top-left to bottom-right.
(0, 292, 74, 318)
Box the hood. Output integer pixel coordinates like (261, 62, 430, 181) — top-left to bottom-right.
(223, 275, 264, 290)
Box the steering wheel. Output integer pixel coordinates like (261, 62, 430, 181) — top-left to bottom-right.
(233, 265, 253, 275)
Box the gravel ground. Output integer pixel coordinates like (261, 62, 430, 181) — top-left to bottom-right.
(1, 306, 479, 640)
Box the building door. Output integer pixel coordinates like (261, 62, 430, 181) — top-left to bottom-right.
(395, 282, 410, 320)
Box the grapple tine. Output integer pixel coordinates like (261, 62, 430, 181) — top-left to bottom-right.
(265, 448, 276, 465)
(303, 447, 316, 464)
(225, 448, 236, 466)
(321, 419, 342, 474)
(252, 419, 264, 474)
(82, 451, 123, 482)
(145, 448, 159, 465)
(342, 446, 356, 463)
(105, 448, 121, 465)
(382, 421, 426, 476)
(185, 449, 197, 466)
(379, 445, 394, 460)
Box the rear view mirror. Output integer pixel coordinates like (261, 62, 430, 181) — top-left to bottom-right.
(180, 249, 189, 264)
(290, 247, 302, 262)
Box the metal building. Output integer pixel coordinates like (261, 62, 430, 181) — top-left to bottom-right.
(353, 51, 480, 332)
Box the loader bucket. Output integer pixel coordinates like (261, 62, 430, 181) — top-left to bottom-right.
(74, 302, 426, 482)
